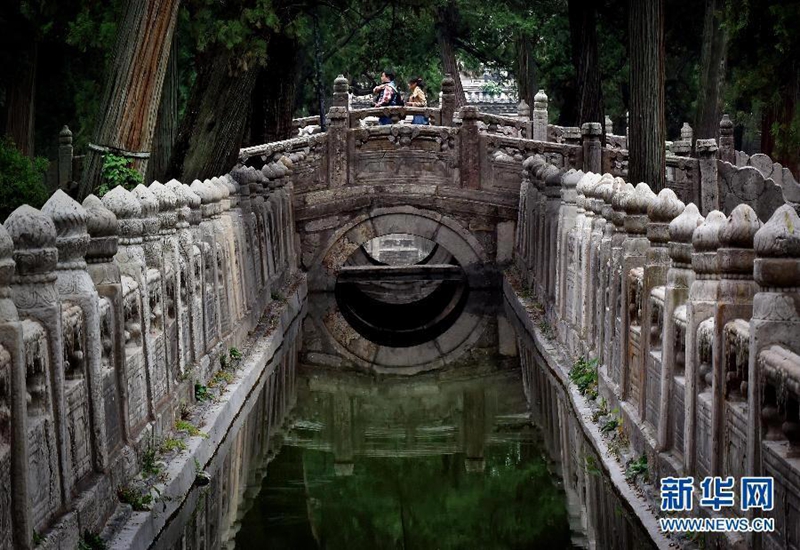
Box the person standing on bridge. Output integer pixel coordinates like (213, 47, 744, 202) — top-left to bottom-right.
(373, 69, 402, 125)
(406, 77, 428, 124)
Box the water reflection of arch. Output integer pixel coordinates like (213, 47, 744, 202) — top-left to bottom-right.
(302, 290, 497, 375)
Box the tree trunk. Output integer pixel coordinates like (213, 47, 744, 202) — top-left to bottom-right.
(435, 1, 466, 107)
(628, 0, 665, 191)
(569, 0, 604, 129)
(694, 0, 728, 140)
(147, 32, 179, 182)
(168, 48, 258, 182)
(516, 34, 537, 111)
(250, 32, 302, 145)
(79, 0, 181, 197)
(2, 34, 37, 157)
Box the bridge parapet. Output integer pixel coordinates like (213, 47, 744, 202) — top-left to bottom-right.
(513, 151, 800, 548)
(0, 158, 301, 547)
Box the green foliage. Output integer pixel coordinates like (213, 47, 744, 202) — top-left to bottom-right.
(78, 531, 108, 550)
(159, 437, 188, 454)
(229, 346, 243, 360)
(0, 137, 50, 221)
(97, 153, 142, 197)
(176, 419, 208, 438)
(141, 443, 161, 477)
(194, 383, 210, 401)
(600, 415, 620, 435)
(32, 530, 46, 546)
(625, 454, 648, 482)
(569, 356, 599, 400)
(118, 485, 153, 511)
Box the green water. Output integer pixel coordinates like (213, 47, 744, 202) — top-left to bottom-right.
(235, 425, 574, 549)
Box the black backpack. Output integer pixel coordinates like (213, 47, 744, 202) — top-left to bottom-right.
(389, 85, 404, 106)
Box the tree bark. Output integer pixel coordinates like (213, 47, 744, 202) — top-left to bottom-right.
(1, 18, 37, 157)
(694, 0, 728, 140)
(147, 32, 179, 182)
(167, 48, 258, 182)
(435, 1, 466, 107)
(628, 0, 665, 191)
(79, 0, 181, 197)
(250, 32, 302, 145)
(516, 33, 537, 111)
(569, 0, 604, 129)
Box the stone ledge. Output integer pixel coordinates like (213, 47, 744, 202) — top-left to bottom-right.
(105, 275, 307, 550)
(502, 276, 672, 550)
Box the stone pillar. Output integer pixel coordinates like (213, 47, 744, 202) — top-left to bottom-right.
(605, 115, 613, 136)
(719, 114, 735, 164)
(581, 122, 603, 174)
(620, 183, 657, 406)
(327, 75, 350, 188)
(532, 89, 548, 142)
(459, 106, 481, 190)
(657, 203, 703, 453)
(609, 181, 635, 387)
(556, 169, 582, 340)
(82, 194, 129, 453)
(599, 177, 623, 372)
(747, 205, 800, 478)
(440, 74, 456, 127)
(4, 205, 72, 507)
(517, 100, 532, 139)
(58, 125, 73, 190)
(710, 204, 761, 475)
(589, 175, 614, 354)
(696, 138, 720, 215)
(683, 209, 726, 475)
(544, 168, 563, 307)
(43, 190, 110, 475)
(681, 122, 694, 144)
(0, 223, 32, 550)
(102, 187, 153, 435)
(582, 174, 613, 352)
(673, 123, 693, 157)
(640, 189, 685, 430)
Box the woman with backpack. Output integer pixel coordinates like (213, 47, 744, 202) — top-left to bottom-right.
(406, 77, 428, 125)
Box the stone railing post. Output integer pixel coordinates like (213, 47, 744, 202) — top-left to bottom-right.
(441, 74, 456, 127)
(605, 115, 613, 136)
(710, 205, 761, 476)
(82, 193, 129, 452)
(5, 205, 72, 506)
(641, 189, 685, 429)
(0, 223, 32, 550)
(327, 75, 349, 188)
(459, 106, 481, 190)
(555, 169, 582, 340)
(609, 182, 635, 386)
(747, 205, 800, 480)
(598, 177, 622, 369)
(588, 175, 614, 354)
(544, 168, 563, 307)
(43, 190, 110, 474)
(719, 114, 735, 164)
(620, 182, 656, 405)
(657, 203, 703, 453)
(58, 125, 73, 190)
(684, 209, 726, 475)
(517, 100, 532, 139)
(581, 122, 603, 174)
(532, 89, 548, 141)
(696, 138, 720, 215)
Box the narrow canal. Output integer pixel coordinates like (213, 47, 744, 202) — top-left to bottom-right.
(150, 264, 657, 549)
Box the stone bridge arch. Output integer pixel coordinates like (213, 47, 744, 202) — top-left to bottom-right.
(304, 206, 495, 290)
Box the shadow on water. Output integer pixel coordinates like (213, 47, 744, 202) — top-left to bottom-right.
(151, 280, 658, 549)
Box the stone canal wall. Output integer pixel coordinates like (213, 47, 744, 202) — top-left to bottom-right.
(512, 153, 800, 548)
(0, 158, 301, 548)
